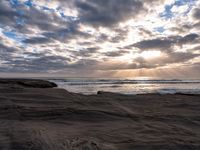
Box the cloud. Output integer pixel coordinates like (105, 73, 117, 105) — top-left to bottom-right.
(0, 43, 17, 53)
(192, 8, 200, 20)
(178, 33, 199, 45)
(103, 50, 129, 57)
(0, 0, 200, 78)
(133, 38, 173, 50)
(23, 36, 52, 44)
(70, 47, 99, 57)
(0, 53, 71, 73)
(0, 1, 20, 26)
(75, 0, 144, 27)
(130, 33, 199, 51)
(41, 24, 91, 43)
(118, 52, 200, 70)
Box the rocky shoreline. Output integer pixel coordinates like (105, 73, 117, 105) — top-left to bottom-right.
(0, 79, 199, 150)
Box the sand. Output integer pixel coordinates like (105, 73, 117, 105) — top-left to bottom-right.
(0, 79, 200, 150)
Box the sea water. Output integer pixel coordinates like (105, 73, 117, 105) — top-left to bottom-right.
(48, 78, 200, 95)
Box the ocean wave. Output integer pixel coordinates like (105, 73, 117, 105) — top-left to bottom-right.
(50, 79, 200, 85)
(49, 79, 200, 95)
(156, 89, 200, 95)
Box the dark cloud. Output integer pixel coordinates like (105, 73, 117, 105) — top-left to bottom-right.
(192, 8, 200, 20)
(0, 1, 20, 27)
(23, 37, 52, 44)
(1, 53, 71, 73)
(178, 33, 199, 44)
(103, 50, 129, 57)
(75, 0, 144, 27)
(22, 6, 66, 32)
(22, 21, 91, 44)
(70, 47, 99, 57)
(133, 38, 173, 50)
(41, 22, 91, 42)
(130, 33, 199, 51)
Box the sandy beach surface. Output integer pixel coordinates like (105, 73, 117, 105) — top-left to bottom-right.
(0, 79, 200, 150)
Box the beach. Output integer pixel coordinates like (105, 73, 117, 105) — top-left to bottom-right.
(0, 79, 200, 150)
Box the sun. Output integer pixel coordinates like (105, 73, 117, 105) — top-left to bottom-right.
(140, 51, 162, 59)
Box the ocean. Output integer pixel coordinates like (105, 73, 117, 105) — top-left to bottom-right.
(48, 78, 200, 95)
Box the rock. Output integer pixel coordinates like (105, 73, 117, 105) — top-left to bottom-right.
(0, 79, 57, 88)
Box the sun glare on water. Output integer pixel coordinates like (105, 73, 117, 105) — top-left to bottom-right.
(140, 51, 162, 59)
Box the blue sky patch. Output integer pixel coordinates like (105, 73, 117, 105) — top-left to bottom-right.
(160, 0, 198, 19)
(154, 27, 165, 33)
(3, 31, 25, 42)
(9, 0, 19, 6)
(24, 0, 33, 7)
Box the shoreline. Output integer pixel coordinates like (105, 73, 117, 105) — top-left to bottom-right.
(1, 78, 200, 95)
(0, 79, 200, 149)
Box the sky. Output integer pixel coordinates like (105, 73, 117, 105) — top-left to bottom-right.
(0, 0, 200, 78)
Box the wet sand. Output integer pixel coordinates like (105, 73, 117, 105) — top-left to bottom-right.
(0, 79, 200, 150)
